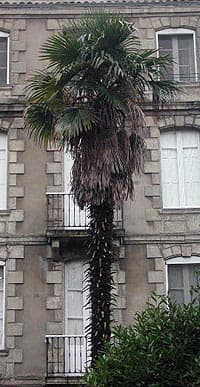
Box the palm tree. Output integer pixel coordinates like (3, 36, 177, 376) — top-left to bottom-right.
(25, 12, 178, 366)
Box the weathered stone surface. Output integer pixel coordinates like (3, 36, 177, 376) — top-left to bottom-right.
(155, 283, 165, 296)
(47, 19, 60, 30)
(7, 259, 16, 271)
(7, 323, 23, 336)
(7, 297, 23, 310)
(46, 322, 63, 335)
(172, 245, 181, 257)
(9, 152, 17, 163)
(150, 127, 160, 138)
(181, 245, 192, 258)
(0, 246, 7, 260)
(155, 258, 164, 271)
(47, 271, 62, 284)
(54, 284, 63, 296)
(46, 297, 63, 310)
(162, 247, 173, 259)
(7, 271, 23, 284)
(148, 271, 164, 283)
(164, 221, 186, 233)
(9, 140, 24, 152)
(147, 245, 162, 258)
(145, 138, 159, 150)
(7, 310, 16, 323)
(9, 163, 24, 175)
(145, 209, 161, 222)
(9, 210, 24, 222)
(7, 349, 22, 364)
(6, 337, 15, 349)
(9, 187, 24, 198)
(46, 162, 61, 174)
(144, 162, 160, 174)
(7, 285, 16, 297)
(11, 118, 24, 129)
(144, 185, 160, 197)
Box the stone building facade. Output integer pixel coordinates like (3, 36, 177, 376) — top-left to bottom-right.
(0, 0, 200, 385)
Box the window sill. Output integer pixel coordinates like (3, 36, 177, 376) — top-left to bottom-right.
(160, 208, 200, 215)
(0, 349, 9, 356)
(0, 210, 10, 216)
(0, 85, 12, 90)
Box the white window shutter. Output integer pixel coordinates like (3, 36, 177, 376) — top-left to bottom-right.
(161, 132, 179, 208)
(65, 261, 84, 336)
(0, 266, 4, 348)
(178, 35, 195, 82)
(0, 133, 7, 210)
(182, 131, 200, 207)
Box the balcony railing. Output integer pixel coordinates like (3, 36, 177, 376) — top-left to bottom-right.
(47, 193, 123, 231)
(46, 335, 89, 378)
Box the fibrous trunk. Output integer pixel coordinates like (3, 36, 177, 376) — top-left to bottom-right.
(87, 197, 114, 367)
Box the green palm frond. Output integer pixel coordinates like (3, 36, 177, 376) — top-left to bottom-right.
(55, 107, 98, 140)
(26, 71, 64, 107)
(25, 103, 56, 147)
(40, 32, 81, 72)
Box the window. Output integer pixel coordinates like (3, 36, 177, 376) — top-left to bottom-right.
(160, 130, 200, 209)
(0, 262, 5, 349)
(0, 132, 7, 210)
(157, 29, 197, 82)
(166, 257, 200, 304)
(0, 31, 9, 85)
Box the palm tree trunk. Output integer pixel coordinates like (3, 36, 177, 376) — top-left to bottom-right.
(87, 196, 114, 366)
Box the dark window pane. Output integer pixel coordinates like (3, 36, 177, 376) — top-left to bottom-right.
(0, 37, 7, 51)
(0, 53, 7, 67)
(0, 69, 7, 84)
(168, 264, 184, 288)
(178, 35, 195, 81)
(158, 35, 173, 80)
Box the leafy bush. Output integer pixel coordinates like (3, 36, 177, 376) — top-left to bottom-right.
(85, 295, 200, 387)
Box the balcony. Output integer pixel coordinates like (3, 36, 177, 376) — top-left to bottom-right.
(46, 335, 89, 384)
(46, 193, 124, 240)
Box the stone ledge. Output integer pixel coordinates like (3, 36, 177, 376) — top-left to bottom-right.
(0, 349, 9, 357)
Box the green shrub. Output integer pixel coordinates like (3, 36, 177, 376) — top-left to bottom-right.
(85, 295, 200, 387)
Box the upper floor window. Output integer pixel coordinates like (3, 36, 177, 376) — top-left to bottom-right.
(0, 132, 7, 210)
(157, 29, 197, 82)
(0, 31, 9, 85)
(166, 257, 200, 305)
(160, 130, 200, 209)
(0, 262, 5, 349)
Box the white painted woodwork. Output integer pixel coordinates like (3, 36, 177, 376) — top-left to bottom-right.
(0, 133, 7, 210)
(157, 29, 197, 81)
(65, 260, 89, 373)
(0, 263, 5, 349)
(63, 151, 88, 228)
(0, 31, 9, 85)
(161, 130, 200, 208)
(167, 259, 200, 304)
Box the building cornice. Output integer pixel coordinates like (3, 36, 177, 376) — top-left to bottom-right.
(0, 0, 198, 7)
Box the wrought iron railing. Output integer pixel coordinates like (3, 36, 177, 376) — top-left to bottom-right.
(46, 335, 89, 378)
(46, 193, 123, 230)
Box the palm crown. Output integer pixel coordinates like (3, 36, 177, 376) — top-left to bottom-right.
(25, 13, 177, 209)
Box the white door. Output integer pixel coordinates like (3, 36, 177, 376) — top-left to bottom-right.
(64, 260, 89, 374)
(64, 151, 88, 228)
